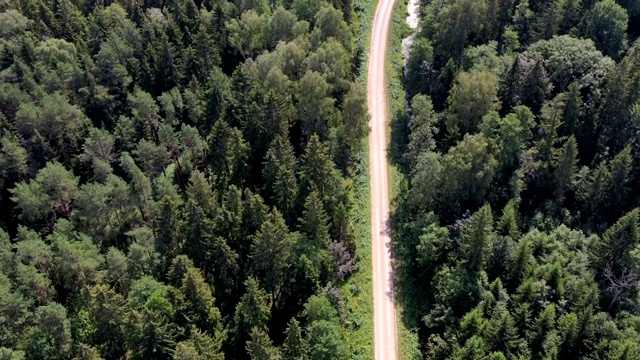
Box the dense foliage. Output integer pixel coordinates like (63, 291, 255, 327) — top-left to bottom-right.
(394, 0, 640, 358)
(0, 0, 370, 358)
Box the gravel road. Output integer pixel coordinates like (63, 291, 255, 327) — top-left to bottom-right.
(367, 0, 398, 358)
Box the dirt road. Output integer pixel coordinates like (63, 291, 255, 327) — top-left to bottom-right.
(367, 0, 398, 358)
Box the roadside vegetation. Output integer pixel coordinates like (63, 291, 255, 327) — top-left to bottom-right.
(338, 0, 380, 357)
(384, 0, 423, 358)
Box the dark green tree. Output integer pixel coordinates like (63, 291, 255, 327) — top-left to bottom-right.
(263, 135, 298, 221)
(250, 210, 294, 303)
(282, 318, 309, 360)
(233, 277, 271, 353)
(88, 284, 130, 360)
(484, 311, 519, 358)
(461, 205, 495, 272)
(585, 0, 629, 59)
(552, 136, 578, 203)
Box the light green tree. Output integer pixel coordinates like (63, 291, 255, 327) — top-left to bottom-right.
(10, 161, 79, 226)
(446, 70, 499, 136)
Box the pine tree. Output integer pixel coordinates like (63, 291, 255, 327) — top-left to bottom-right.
(174, 326, 224, 360)
(606, 145, 633, 221)
(459, 307, 488, 343)
(547, 262, 565, 301)
(129, 307, 177, 360)
(561, 82, 582, 137)
(155, 195, 184, 272)
(234, 277, 271, 341)
(263, 135, 298, 222)
(552, 136, 578, 203)
(509, 237, 533, 287)
(453, 336, 487, 360)
(250, 210, 294, 303)
(484, 311, 519, 358)
(180, 266, 222, 332)
(580, 161, 611, 217)
(88, 285, 129, 360)
(462, 205, 494, 272)
(183, 200, 215, 271)
(207, 120, 249, 191)
(246, 327, 281, 360)
(299, 134, 344, 230)
(596, 209, 639, 274)
(52, 0, 88, 46)
(500, 55, 523, 112)
(522, 59, 550, 113)
(538, 94, 567, 163)
(298, 191, 332, 281)
(496, 201, 519, 240)
(282, 318, 309, 360)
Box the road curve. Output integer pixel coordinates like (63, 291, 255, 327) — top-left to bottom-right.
(367, 0, 398, 358)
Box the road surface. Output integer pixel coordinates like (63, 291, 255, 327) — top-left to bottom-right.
(367, 0, 398, 358)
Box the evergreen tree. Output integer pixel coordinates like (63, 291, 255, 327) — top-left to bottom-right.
(246, 327, 281, 360)
(484, 311, 519, 358)
(179, 265, 222, 332)
(606, 145, 633, 220)
(282, 318, 309, 360)
(298, 191, 332, 281)
(299, 134, 344, 224)
(183, 200, 214, 270)
(522, 59, 550, 113)
(552, 136, 578, 203)
(129, 307, 177, 360)
(263, 135, 298, 222)
(88, 285, 130, 360)
(234, 277, 271, 343)
(462, 205, 495, 272)
(250, 210, 294, 303)
(155, 195, 184, 272)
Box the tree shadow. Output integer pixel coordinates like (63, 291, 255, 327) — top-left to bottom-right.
(388, 207, 425, 331)
(388, 106, 409, 176)
(380, 217, 396, 302)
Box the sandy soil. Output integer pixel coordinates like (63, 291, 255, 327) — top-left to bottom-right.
(407, 0, 420, 29)
(402, 0, 420, 69)
(367, 0, 398, 358)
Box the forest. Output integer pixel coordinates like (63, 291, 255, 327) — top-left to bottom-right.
(393, 0, 640, 359)
(0, 0, 372, 359)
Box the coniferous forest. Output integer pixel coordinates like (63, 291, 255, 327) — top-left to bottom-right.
(394, 0, 640, 359)
(0, 0, 370, 359)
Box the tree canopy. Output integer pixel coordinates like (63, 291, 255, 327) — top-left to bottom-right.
(0, 0, 367, 358)
(396, 0, 640, 358)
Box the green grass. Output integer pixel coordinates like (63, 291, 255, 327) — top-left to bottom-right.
(338, 0, 378, 358)
(385, 0, 411, 196)
(341, 150, 374, 359)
